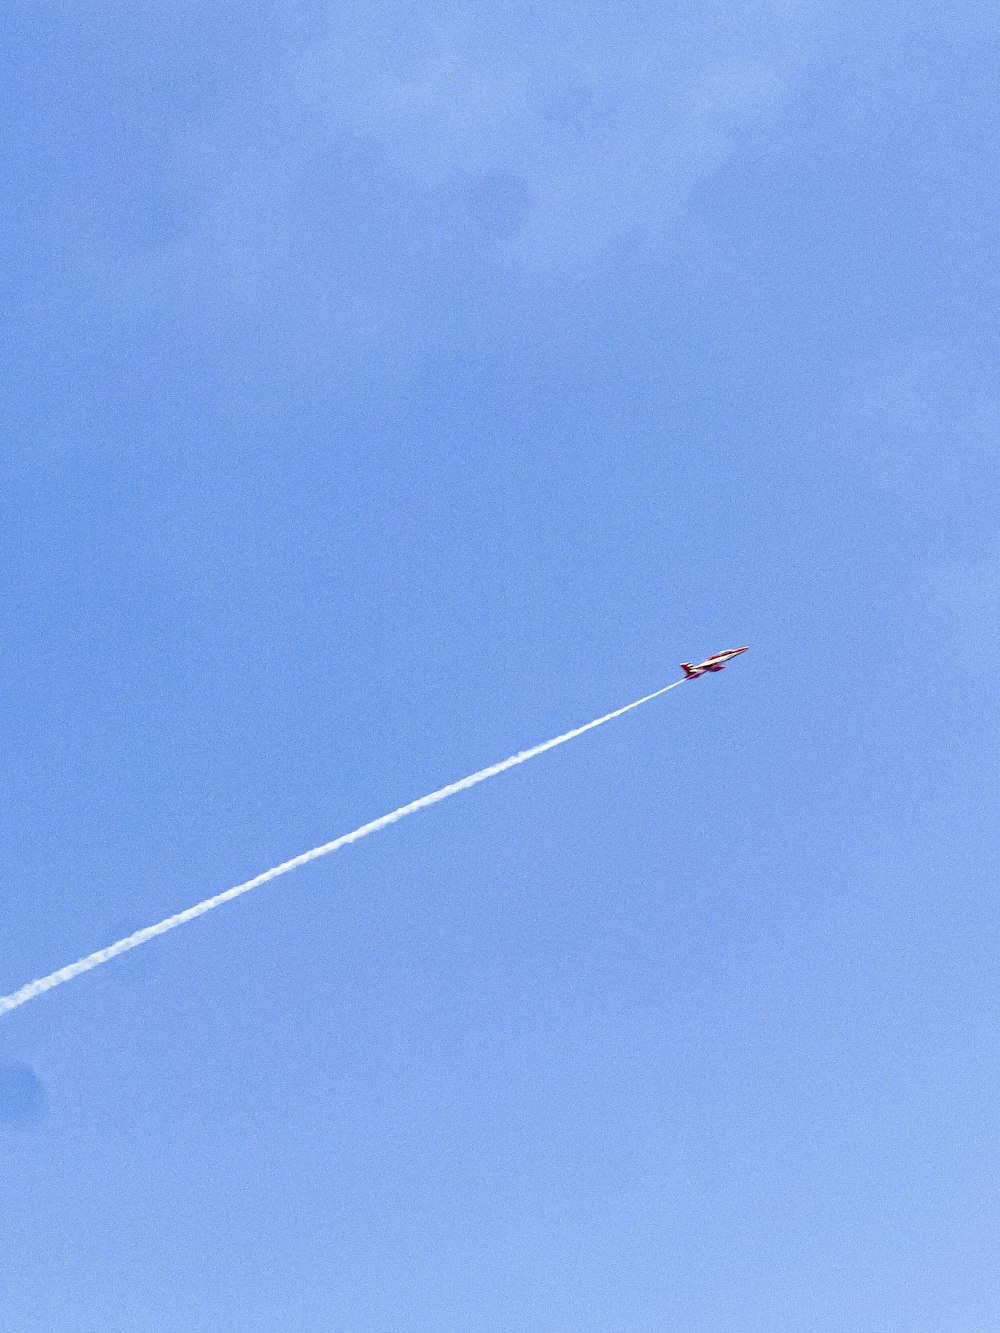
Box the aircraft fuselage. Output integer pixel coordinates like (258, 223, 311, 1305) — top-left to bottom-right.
(680, 646, 748, 679)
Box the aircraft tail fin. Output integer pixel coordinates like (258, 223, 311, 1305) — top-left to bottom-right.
(680, 663, 699, 679)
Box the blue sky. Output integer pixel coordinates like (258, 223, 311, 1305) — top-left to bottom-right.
(2, 2, 997, 1328)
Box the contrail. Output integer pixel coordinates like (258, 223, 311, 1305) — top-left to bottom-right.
(0, 678, 685, 1018)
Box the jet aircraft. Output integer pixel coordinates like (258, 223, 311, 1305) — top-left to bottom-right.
(680, 646, 748, 679)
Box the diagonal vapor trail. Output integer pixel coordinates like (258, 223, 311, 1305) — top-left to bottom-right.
(0, 679, 686, 1018)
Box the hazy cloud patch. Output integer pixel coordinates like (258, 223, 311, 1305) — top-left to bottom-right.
(181, 2, 827, 295)
(294, 6, 805, 253)
(64, 3, 834, 384)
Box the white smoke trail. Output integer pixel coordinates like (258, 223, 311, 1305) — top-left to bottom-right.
(0, 679, 685, 1018)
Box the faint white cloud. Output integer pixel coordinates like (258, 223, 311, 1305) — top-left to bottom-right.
(65, 3, 837, 378)
(292, 3, 815, 253)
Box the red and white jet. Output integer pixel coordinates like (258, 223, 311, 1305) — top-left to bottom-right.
(680, 646, 748, 679)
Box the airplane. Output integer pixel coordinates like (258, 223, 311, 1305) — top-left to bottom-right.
(680, 646, 748, 679)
